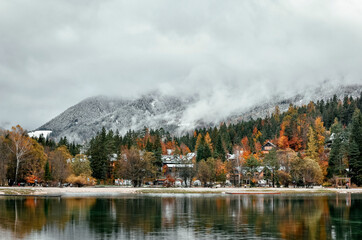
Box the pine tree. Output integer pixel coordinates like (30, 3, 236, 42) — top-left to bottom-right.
(214, 135, 226, 161)
(196, 143, 205, 162)
(58, 136, 69, 147)
(145, 139, 153, 152)
(203, 142, 212, 160)
(349, 140, 361, 185)
(44, 160, 52, 182)
(152, 135, 162, 169)
(328, 135, 342, 177)
(349, 109, 362, 185)
(88, 127, 109, 180)
(327, 119, 348, 177)
(264, 149, 279, 187)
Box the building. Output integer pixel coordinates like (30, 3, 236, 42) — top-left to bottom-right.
(161, 151, 195, 177)
(261, 141, 277, 154)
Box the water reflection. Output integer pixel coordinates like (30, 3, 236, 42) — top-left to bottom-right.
(0, 194, 361, 239)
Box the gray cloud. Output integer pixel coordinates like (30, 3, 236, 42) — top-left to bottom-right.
(1, 0, 362, 130)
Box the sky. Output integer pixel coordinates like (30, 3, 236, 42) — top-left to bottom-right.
(1, 0, 362, 130)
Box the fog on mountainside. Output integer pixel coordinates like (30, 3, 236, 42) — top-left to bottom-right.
(37, 82, 362, 143)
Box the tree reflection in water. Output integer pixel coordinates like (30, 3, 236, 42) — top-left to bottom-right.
(0, 194, 361, 239)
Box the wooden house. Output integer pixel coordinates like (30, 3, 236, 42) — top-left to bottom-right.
(261, 141, 277, 154)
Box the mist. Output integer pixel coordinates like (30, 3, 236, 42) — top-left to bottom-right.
(1, 1, 362, 130)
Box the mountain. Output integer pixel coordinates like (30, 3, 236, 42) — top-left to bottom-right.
(227, 83, 362, 124)
(37, 84, 362, 143)
(38, 92, 194, 142)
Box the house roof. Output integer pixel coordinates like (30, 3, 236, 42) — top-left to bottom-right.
(262, 141, 277, 149)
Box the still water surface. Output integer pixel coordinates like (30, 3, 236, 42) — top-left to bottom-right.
(0, 193, 361, 239)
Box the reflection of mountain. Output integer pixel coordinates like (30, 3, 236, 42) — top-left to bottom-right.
(0, 194, 360, 239)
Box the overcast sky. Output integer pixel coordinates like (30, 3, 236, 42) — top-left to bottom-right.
(1, 0, 362, 130)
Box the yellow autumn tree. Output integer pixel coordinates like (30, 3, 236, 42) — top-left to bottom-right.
(49, 146, 72, 184)
(6, 125, 33, 184)
(204, 132, 213, 152)
(314, 117, 326, 155)
(306, 126, 318, 160)
(23, 139, 47, 183)
(195, 133, 203, 152)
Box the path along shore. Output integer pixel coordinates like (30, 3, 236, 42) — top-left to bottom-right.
(1, 186, 362, 197)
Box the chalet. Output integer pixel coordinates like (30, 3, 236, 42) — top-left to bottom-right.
(161, 151, 195, 177)
(261, 141, 277, 154)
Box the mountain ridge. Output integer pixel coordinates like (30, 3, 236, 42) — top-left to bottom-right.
(37, 83, 362, 143)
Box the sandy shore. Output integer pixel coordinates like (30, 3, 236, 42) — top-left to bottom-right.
(1, 186, 362, 196)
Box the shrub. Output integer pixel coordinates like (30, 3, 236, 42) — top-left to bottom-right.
(66, 174, 96, 187)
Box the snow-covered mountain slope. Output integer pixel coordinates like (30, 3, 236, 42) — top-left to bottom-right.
(38, 92, 193, 142)
(28, 130, 52, 139)
(227, 83, 362, 124)
(37, 84, 362, 143)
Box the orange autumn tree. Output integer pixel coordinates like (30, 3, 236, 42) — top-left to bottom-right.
(215, 159, 227, 182)
(252, 127, 262, 152)
(161, 140, 167, 154)
(136, 138, 145, 150)
(241, 136, 251, 158)
(278, 123, 289, 149)
(279, 105, 305, 151)
(180, 143, 191, 155)
(165, 140, 176, 152)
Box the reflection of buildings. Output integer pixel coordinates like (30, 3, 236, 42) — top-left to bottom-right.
(161, 198, 176, 226)
(0, 194, 357, 239)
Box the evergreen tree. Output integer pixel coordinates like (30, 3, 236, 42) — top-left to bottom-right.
(37, 134, 45, 146)
(203, 142, 212, 160)
(349, 140, 361, 185)
(264, 149, 279, 187)
(349, 109, 362, 185)
(58, 136, 69, 147)
(327, 119, 348, 177)
(88, 127, 109, 180)
(196, 135, 212, 162)
(152, 135, 163, 169)
(196, 143, 205, 162)
(214, 135, 226, 161)
(44, 160, 52, 182)
(145, 139, 153, 152)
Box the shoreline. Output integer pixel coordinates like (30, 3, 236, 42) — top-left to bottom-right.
(1, 186, 362, 197)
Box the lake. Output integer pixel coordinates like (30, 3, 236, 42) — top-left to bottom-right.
(0, 193, 361, 239)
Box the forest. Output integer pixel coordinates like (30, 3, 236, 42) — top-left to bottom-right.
(1, 93, 362, 187)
